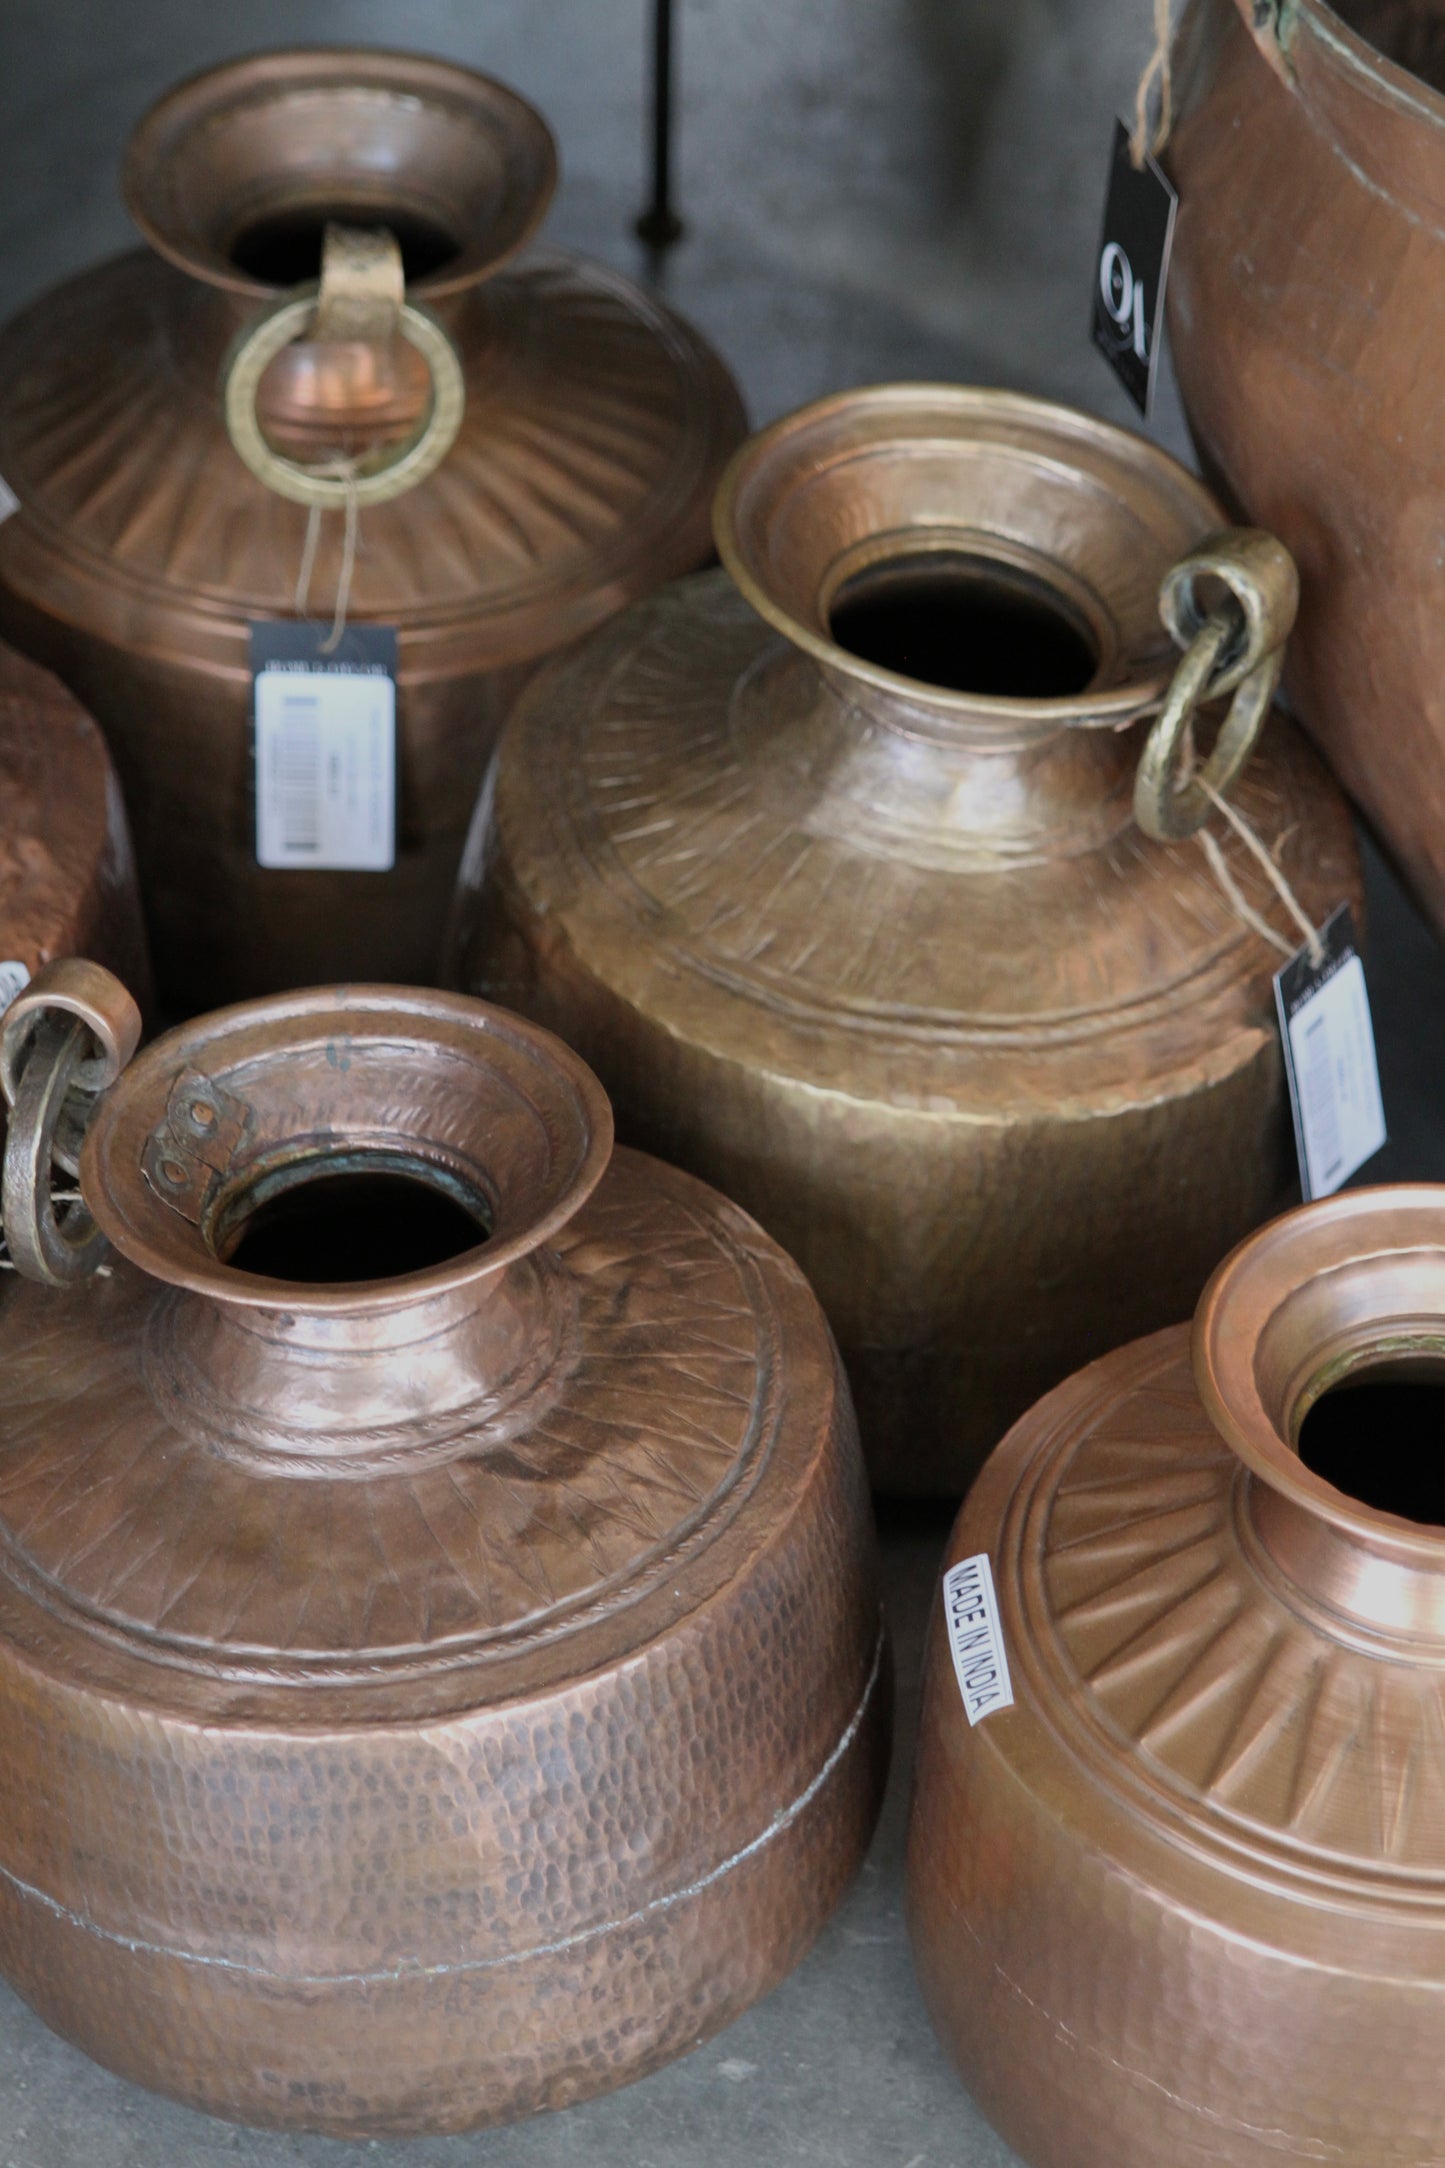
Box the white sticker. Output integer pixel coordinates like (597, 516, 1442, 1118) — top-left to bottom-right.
(0, 960, 30, 1013)
(1274, 904, 1386, 1201)
(254, 666, 396, 872)
(942, 1553, 1014, 1726)
(0, 475, 19, 525)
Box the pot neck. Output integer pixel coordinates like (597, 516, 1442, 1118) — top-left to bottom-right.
(144, 1247, 576, 1478)
(763, 649, 1139, 865)
(1197, 1190, 1445, 1648)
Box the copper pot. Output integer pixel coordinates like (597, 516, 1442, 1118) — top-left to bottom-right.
(907, 1184, 1445, 2167)
(0, 962, 886, 2134)
(1165, 0, 1445, 940)
(0, 50, 746, 1011)
(452, 385, 1362, 1495)
(0, 643, 149, 1007)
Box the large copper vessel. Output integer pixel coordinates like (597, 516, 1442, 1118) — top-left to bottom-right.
(907, 1185, 1445, 2167)
(1166, 0, 1445, 938)
(0, 645, 148, 1004)
(0, 50, 745, 1011)
(453, 385, 1362, 1495)
(0, 962, 885, 2134)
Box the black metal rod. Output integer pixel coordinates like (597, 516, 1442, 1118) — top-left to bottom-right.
(636, 0, 683, 247)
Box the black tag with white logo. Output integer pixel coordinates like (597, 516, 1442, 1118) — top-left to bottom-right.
(249, 621, 398, 873)
(1091, 116, 1178, 416)
(1273, 904, 1386, 1200)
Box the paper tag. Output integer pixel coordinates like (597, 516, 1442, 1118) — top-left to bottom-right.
(1091, 116, 1178, 416)
(250, 622, 398, 873)
(942, 1553, 1014, 1727)
(0, 960, 29, 1013)
(1274, 904, 1386, 1201)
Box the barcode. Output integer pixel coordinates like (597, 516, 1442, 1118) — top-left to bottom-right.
(1298, 1013, 1342, 1187)
(275, 695, 321, 855)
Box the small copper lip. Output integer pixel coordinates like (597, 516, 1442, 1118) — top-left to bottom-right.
(80, 984, 614, 1316)
(121, 46, 559, 305)
(710, 381, 1223, 732)
(1195, 1184, 1445, 1558)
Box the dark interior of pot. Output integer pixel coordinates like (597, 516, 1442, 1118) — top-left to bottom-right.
(828, 550, 1099, 698)
(1331, 0, 1445, 90)
(1297, 1357, 1445, 1524)
(217, 1151, 492, 1284)
(228, 205, 463, 287)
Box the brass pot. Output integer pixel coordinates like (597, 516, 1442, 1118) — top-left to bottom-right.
(0, 963, 886, 2135)
(0, 643, 149, 1004)
(1165, 0, 1445, 940)
(907, 1185, 1445, 2168)
(0, 50, 746, 1011)
(452, 385, 1362, 1495)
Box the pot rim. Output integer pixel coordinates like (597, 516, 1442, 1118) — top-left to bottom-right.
(80, 984, 614, 1314)
(122, 45, 559, 304)
(711, 381, 1224, 732)
(1269, 0, 1445, 129)
(1195, 1184, 1445, 1559)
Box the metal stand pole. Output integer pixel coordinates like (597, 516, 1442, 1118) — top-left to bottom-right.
(636, 0, 684, 248)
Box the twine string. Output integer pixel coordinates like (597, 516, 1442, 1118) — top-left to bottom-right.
(1130, 0, 1175, 167)
(291, 454, 363, 650)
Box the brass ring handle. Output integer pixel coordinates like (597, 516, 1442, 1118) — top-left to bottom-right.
(221, 225, 466, 510)
(1133, 527, 1299, 842)
(1, 960, 141, 1287)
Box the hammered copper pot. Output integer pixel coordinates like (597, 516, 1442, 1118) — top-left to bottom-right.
(452, 384, 1362, 1495)
(0, 962, 886, 2135)
(0, 644, 148, 1006)
(0, 49, 746, 1011)
(1165, 0, 1445, 939)
(907, 1185, 1445, 2168)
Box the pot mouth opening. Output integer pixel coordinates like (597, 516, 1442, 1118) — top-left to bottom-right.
(1324, 0, 1445, 99)
(210, 1149, 493, 1285)
(826, 547, 1100, 700)
(123, 48, 558, 301)
(1295, 1353, 1445, 1527)
(81, 987, 612, 1312)
(1195, 1187, 1445, 1551)
(713, 383, 1217, 728)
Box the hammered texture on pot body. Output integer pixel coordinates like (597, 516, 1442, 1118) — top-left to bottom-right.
(1166, 0, 1445, 943)
(0, 50, 746, 1009)
(0, 643, 149, 1001)
(453, 385, 1362, 1495)
(907, 1189, 1445, 2168)
(0, 984, 886, 2134)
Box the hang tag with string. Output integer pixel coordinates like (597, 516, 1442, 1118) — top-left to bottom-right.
(1092, 115, 1177, 416)
(250, 619, 398, 873)
(1274, 903, 1385, 1200)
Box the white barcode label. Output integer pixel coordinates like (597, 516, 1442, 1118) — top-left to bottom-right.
(942, 1553, 1014, 1726)
(1274, 904, 1385, 1201)
(0, 960, 29, 1013)
(254, 667, 395, 872)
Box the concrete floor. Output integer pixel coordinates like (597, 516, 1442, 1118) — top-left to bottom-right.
(0, 0, 1443, 2161)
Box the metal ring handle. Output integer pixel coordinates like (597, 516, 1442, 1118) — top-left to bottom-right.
(1, 958, 142, 1112)
(2, 1015, 111, 1285)
(222, 297, 466, 509)
(1134, 527, 1299, 842)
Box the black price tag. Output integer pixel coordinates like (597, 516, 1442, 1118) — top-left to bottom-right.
(1273, 904, 1387, 1200)
(249, 621, 398, 873)
(1091, 116, 1178, 416)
